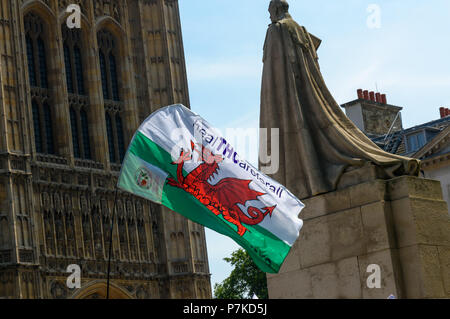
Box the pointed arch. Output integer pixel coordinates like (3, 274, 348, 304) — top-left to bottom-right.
(95, 16, 126, 45)
(97, 24, 130, 165)
(70, 280, 133, 299)
(21, 0, 56, 22)
(24, 10, 57, 156)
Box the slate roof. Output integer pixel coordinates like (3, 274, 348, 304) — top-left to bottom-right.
(370, 116, 450, 158)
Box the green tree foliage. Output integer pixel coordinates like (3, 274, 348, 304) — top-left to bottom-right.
(213, 249, 268, 299)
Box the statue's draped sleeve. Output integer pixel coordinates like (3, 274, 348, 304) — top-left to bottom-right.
(259, 19, 420, 200)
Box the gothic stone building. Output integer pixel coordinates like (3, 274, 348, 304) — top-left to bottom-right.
(0, 0, 211, 299)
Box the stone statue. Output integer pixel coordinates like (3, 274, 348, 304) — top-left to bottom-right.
(259, 0, 420, 199)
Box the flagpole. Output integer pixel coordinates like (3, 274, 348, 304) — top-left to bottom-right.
(106, 187, 119, 299)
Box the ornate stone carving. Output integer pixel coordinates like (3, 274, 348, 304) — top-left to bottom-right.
(0, 250, 11, 264)
(50, 281, 67, 299)
(59, 0, 86, 14)
(94, 0, 121, 23)
(19, 249, 34, 263)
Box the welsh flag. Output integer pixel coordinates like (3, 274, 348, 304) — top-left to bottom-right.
(117, 104, 304, 273)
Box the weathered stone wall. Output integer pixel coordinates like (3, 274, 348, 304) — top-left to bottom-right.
(362, 103, 403, 136)
(268, 165, 450, 299)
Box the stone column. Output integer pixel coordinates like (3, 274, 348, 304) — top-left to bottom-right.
(267, 164, 450, 299)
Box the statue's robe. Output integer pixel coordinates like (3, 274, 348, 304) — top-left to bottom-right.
(259, 16, 420, 200)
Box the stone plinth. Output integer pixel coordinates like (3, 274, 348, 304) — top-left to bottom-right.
(268, 165, 450, 299)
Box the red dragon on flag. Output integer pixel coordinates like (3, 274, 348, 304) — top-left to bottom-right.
(167, 141, 276, 236)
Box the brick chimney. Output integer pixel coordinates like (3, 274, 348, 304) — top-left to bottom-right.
(440, 107, 450, 119)
(343, 90, 402, 136)
(356, 89, 388, 105)
(363, 90, 369, 100)
(357, 89, 364, 99)
(375, 92, 381, 103)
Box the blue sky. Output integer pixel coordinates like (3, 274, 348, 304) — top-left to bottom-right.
(178, 0, 450, 291)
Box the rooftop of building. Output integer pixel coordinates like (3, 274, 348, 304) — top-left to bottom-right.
(341, 89, 403, 111)
(341, 89, 450, 160)
(371, 116, 450, 157)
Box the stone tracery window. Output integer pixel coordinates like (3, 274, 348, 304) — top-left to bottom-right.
(62, 26, 92, 160)
(25, 12, 55, 155)
(97, 30, 126, 164)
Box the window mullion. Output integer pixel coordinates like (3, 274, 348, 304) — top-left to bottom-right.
(38, 102, 46, 154)
(76, 108, 85, 159)
(70, 44, 79, 95)
(111, 113, 119, 163)
(33, 37, 40, 88)
(105, 52, 114, 103)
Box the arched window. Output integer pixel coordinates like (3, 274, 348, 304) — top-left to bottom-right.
(98, 30, 126, 164)
(62, 26, 92, 160)
(25, 12, 55, 155)
(98, 30, 121, 102)
(62, 27, 85, 96)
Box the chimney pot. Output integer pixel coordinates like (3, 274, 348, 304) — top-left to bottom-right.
(357, 89, 363, 99)
(381, 94, 387, 104)
(375, 93, 381, 103)
(446, 108, 450, 117)
(363, 90, 369, 100)
(369, 91, 375, 102)
(440, 107, 446, 118)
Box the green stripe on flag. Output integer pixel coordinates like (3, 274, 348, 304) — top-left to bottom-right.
(122, 131, 291, 273)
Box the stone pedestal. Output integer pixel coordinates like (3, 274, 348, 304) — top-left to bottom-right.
(267, 164, 450, 299)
